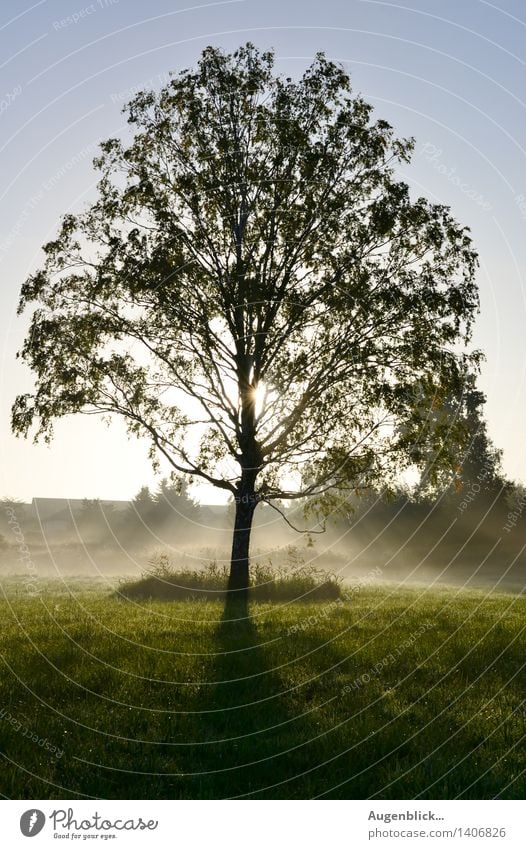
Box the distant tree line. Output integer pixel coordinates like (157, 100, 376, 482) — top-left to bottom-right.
(78, 478, 200, 545)
(0, 477, 199, 550)
(330, 376, 526, 573)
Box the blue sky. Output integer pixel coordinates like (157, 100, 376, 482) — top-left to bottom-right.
(1, 0, 526, 501)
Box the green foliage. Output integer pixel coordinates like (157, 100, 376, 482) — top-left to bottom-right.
(13, 43, 479, 518)
(456, 373, 506, 494)
(402, 369, 506, 501)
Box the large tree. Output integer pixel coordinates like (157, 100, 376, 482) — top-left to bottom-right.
(13, 44, 479, 596)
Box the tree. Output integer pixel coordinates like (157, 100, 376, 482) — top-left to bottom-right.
(152, 476, 200, 528)
(122, 485, 156, 542)
(12, 44, 479, 597)
(458, 374, 505, 495)
(412, 370, 505, 503)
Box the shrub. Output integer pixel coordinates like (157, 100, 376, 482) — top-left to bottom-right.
(117, 552, 343, 603)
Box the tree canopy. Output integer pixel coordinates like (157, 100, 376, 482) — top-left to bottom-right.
(12, 44, 480, 590)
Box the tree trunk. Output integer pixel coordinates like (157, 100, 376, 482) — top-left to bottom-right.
(229, 350, 261, 600)
(228, 490, 257, 600)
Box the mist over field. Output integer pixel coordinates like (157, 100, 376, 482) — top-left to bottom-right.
(2, 485, 524, 593)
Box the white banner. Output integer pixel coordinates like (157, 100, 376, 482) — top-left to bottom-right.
(0, 800, 524, 848)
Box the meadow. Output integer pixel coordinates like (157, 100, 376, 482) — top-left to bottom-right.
(0, 579, 524, 799)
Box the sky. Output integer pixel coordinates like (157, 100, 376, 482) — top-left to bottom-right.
(1, 0, 526, 503)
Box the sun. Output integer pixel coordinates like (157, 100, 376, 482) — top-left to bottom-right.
(253, 381, 267, 419)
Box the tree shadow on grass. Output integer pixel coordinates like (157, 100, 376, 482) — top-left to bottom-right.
(184, 594, 321, 799)
(190, 598, 425, 800)
(68, 595, 341, 801)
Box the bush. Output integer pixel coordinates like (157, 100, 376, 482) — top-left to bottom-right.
(118, 552, 343, 603)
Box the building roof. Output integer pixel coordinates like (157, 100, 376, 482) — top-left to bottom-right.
(31, 498, 130, 520)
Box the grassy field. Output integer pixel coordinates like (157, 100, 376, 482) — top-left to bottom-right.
(0, 580, 524, 799)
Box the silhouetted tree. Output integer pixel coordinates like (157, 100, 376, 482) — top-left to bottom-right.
(12, 44, 479, 597)
(153, 477, 199, 527)
(126, 485, 156, 533)
(412, 371, 506, 504)
(458, 374, 505, 495)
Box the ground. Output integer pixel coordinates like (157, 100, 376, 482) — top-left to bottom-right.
(0, 581, 524, 799)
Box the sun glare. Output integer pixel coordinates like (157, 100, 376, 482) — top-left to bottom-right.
(254, 381, 266, 419)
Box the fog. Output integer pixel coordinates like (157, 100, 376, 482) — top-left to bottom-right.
(1, 486, 525, 593)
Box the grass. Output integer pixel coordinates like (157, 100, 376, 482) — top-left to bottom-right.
(118, 555, 343, 602)
(0, 579, 524, 799)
